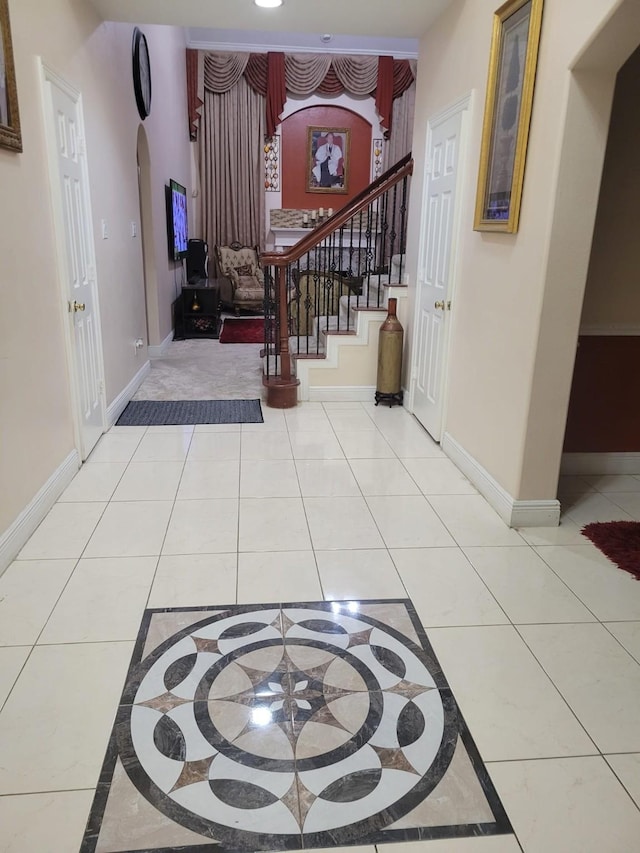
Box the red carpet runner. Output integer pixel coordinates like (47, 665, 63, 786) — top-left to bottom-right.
(219, 317, 264, 344)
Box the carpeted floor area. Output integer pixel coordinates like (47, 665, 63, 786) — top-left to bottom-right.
(133, 338, 264, 401)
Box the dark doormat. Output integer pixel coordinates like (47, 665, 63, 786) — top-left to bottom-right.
(581, 521, 640, 580)
(116, 399, 263, 426)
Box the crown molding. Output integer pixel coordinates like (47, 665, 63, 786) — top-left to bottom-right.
(186, 39, 418, 58)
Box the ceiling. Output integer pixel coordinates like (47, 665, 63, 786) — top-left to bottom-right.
(87, 0, 452, 40)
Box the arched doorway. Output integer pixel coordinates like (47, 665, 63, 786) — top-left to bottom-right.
(136, 124, 158, 345)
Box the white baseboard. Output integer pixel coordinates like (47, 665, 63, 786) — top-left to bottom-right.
(561, 452, 640, 475)
(308, 385, 376, 402)
(0, 450, 80, 575)
(148, 329, 174, 359)
(442, 432, 560, 528)
(106, 361, 151, 427)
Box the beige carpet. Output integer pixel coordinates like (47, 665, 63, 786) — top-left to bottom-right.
(133, 339, 265, 401)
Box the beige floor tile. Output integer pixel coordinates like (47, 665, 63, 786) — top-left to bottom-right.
(402, 457, 477, 495)
(111, 461, 184, 501)
(367, 495, 457, 549)
(238, 551, 321, 603)
(242, 407, 287, 432)
(605, 753, 640, 808)
(0, 642, 133, 793)
(584, 474, 640, 493)
(163, 499, 239, 555)
(148, 553, 237, 608)
(304, 497, 384, 550)
(518, 622, 640, 753)
(535, 544, 640, 621)
(316, 549, 406, 600)
(605, 621, 640, 663)
(130, 432, 192, 462)
(18, 502, 106, 560)
(240, 460, 301, 497)
(295, 459, 360, 497)
(325, 409, 376, 432)
(336, 430, 395, 459)
(86, 432, 144, 463)
(38, 556, 157, 643)
(187, 432, 241, 461)
(489, 756, 640, 853)
(84, 501, 173, 558)
(239, 497, 312, 552)
(0, 559, 76, 645)
(58, 462, 127, 502)
(349, 458, 420, 496)
(428, 626, 596, 761)
(0, 790, 95, 853)
(0, 647, 30, 707)
(606, 491, 640, 519)
(193, 423, 241, 433)
(427, 496, 526, 547)
(517, 517, 585, 546)
(463, 546, 595, 624)
(391, 548, 508, 628)
(562, 491, 633, 526)
(241, 431, 293, 460)
(177, 460, 240, 499)
(288, 431, 345, 460)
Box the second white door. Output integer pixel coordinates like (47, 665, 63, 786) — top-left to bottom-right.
(412, 98, 469, 440)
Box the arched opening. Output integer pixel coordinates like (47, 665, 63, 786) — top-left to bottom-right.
(136, 124, 158, 345)
(519, 0, 640, 504)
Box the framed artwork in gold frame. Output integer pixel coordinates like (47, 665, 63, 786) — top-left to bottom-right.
(473, 0, 544, 232)
(0, 0, 21, 152)
(307, 127, 349, 194)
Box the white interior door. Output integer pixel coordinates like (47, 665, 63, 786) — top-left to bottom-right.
(412, 96, 470, 440)
(42, 66, 105, 459)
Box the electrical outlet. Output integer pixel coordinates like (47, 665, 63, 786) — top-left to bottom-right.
(131, 221, 137, 238)
(101, 219, 108, 239)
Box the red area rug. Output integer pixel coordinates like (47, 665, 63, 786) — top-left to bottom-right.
(219, 317, 264, 344)
(581, 521, 640, 580)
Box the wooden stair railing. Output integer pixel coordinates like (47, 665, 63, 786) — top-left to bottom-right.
(260, 154, 413, 408)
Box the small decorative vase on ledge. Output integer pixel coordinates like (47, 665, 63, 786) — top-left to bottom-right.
(375, 297, 404, 407)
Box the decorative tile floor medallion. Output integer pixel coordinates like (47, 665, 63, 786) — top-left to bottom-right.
(81, 600, 513, 852)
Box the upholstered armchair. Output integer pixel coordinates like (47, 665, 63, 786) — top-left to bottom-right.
(214, 242, 265, 314)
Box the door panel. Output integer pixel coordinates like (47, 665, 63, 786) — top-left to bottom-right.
(46, 74, 105, 459)
(412, 102, 468, 440)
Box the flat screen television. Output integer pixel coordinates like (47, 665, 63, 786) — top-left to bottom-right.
(166, 179, 188, 261)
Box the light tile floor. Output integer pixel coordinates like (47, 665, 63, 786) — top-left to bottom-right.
(1, 402, 640, 852)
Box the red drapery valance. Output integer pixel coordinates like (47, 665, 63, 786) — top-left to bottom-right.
(186, 50, 415, 139)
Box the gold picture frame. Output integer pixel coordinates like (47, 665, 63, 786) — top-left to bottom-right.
(307, 127, 349, 194)
(473, 0, 544, 232)
(0, 0, 21, 152)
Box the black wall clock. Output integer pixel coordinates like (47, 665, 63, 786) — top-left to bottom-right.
(132, 27, 152, 120)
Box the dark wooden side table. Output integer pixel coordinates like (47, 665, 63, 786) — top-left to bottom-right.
(174, 278, 222, 339)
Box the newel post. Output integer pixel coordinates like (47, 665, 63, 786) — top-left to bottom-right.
(263, 263, 300, 408)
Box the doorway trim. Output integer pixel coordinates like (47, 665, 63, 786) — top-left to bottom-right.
(408, 91, 473, 437)
(39, 59, 106, 458)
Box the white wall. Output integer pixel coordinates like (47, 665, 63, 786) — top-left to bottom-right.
(0, 1, 191, 539)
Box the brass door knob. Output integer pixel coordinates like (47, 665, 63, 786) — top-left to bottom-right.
(70, 300, 86, 312)
(434, 300, 446, 310)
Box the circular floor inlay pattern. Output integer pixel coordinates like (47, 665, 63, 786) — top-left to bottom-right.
(119, 606, 457, 846)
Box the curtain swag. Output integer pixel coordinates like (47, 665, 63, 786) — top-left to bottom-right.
(186, 49, 415, 139)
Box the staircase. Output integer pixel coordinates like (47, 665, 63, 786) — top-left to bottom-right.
(260, 155, 413, 408)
